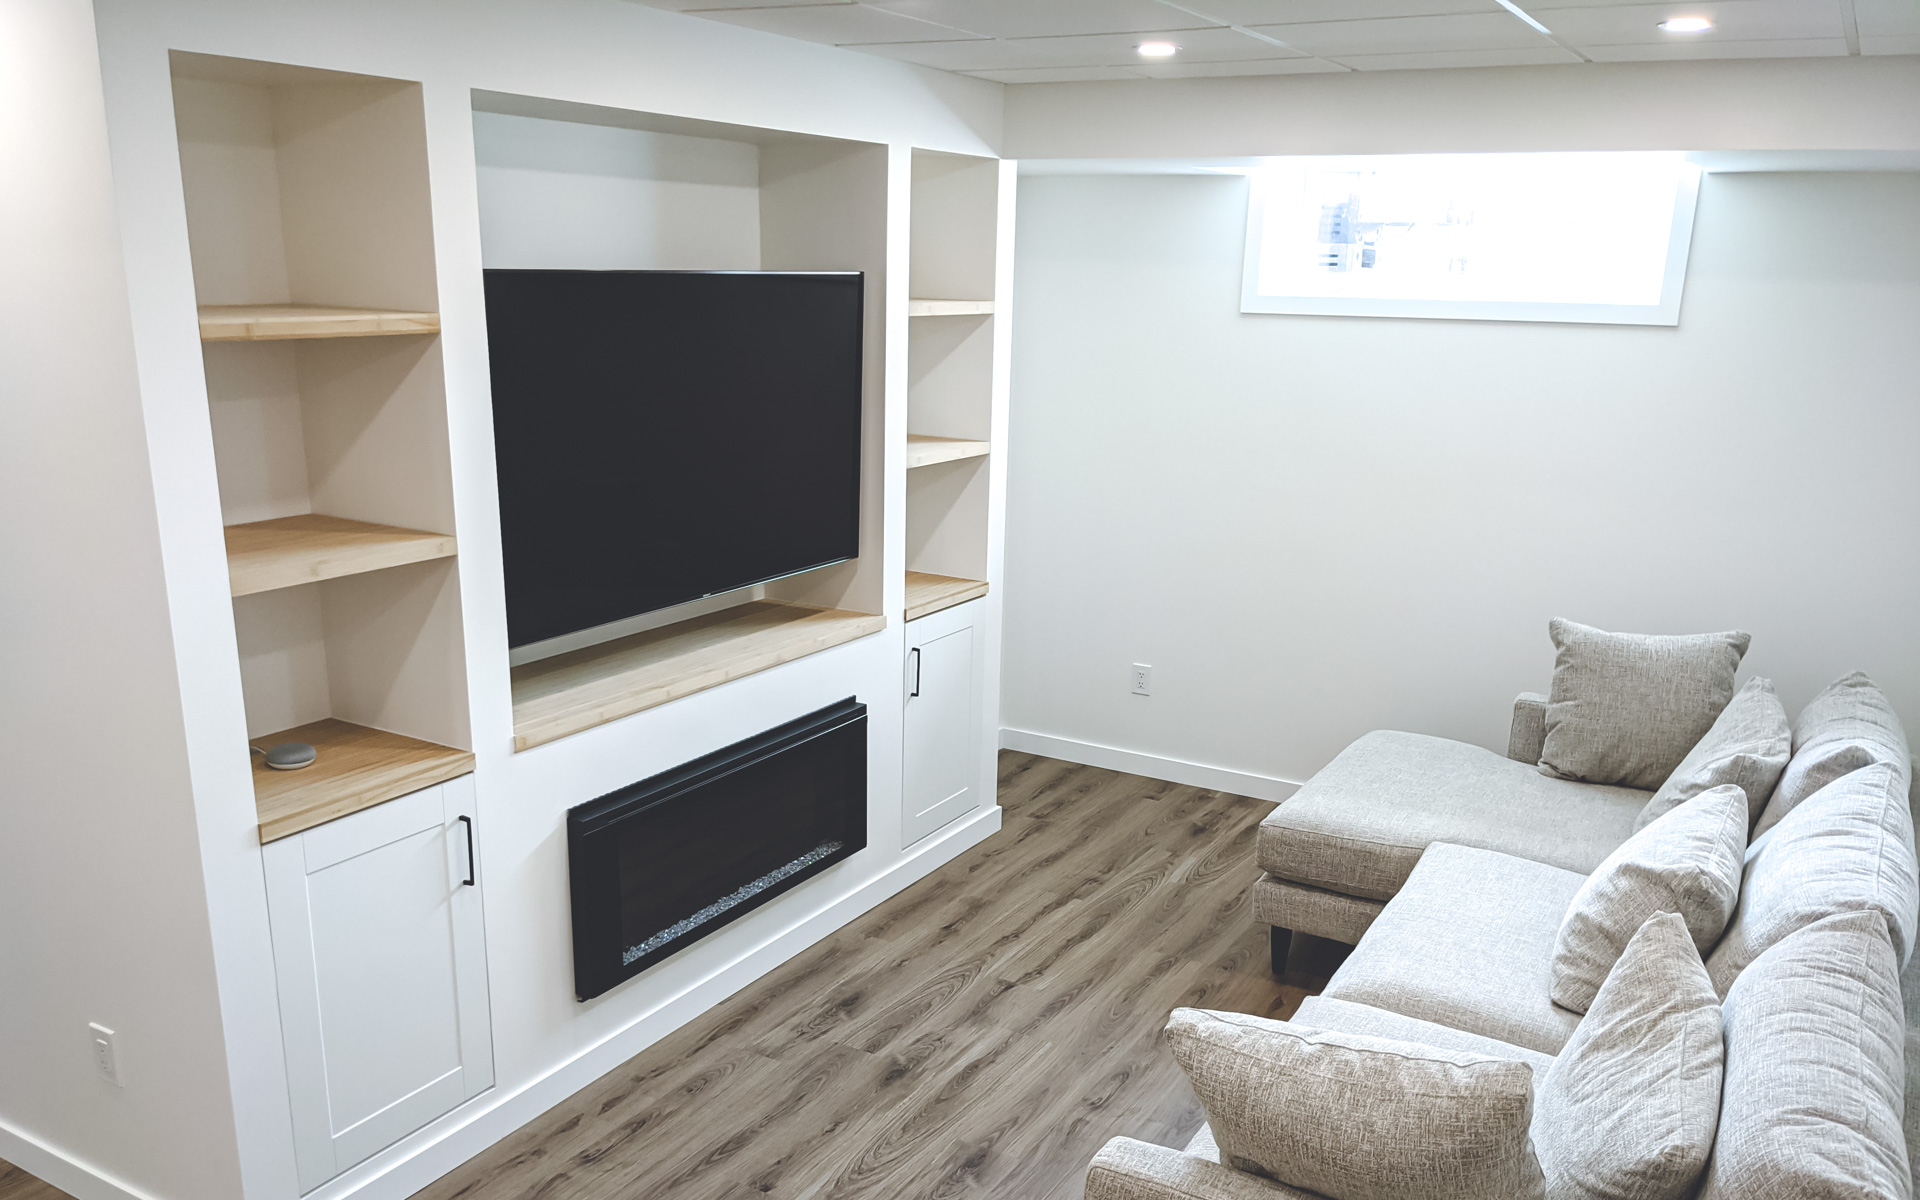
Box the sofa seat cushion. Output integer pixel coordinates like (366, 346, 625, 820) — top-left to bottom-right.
(1259, 731, 1648, 902)
(1294, 995, 1556, 1075)
(1322, 843, 1588, 1055)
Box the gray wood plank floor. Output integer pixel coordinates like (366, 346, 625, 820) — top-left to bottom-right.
(0, 752, 1347, 1200)
(420, 751, 1346, 1200)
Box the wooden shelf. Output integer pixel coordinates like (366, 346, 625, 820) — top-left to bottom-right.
(225, 514, 456, 597)
(904, 572, 988, 622)
(252, 718, 473, 843)
(907, 434, 990, 469)
(908, 298, 994, 317)
(511, 600, 887, 751)
(199, 303, 440, 341)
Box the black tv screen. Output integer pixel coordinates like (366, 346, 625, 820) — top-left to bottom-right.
(484, 269, 863, 649)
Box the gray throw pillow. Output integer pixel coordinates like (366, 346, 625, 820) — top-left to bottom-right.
(1535, 912, 1723, 1200)
(1539, 619, 1752, 790)
(1636, 677, 1790, 832)
(1551, 785, 1746, 1013)
(1704, 760, 1919, 996)
(1164, 1008, 1545, 1200)
(1699, 910, 1910, 1199)
(1752, 670, 1912, 837)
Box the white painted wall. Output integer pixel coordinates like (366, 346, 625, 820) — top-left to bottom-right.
(473, 113, 762, 270)
(0, 3, 248, 1199)
(1002, 170, 1920, 793)
(1003, 55, 1920, 160)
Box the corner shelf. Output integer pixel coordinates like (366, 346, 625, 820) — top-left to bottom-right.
(510, 600, 887, 751)
(225, 514, 457, 597)
(906, 434, 990, 469)
(908, 298, 994, 318)
(904, 571, 988, 622)
(199, 303, 441, 342)
(252, 718, 473, 843)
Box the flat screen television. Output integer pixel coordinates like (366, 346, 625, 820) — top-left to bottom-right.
(484, 269, 864, 649)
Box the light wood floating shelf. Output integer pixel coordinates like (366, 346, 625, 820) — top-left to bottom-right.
(906, 434, 990, 469)
(252, 718, 473, 844)
(198, 303, 441, 341)
(225, 514, 457, 597)
(904, 572, 988, 622)
(907, 298, 994, 317)
(511, 601, 887, 751)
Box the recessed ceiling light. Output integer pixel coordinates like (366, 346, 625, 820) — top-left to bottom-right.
(1136, 41, 1179, 57)
(1658, 16, 1713, 32)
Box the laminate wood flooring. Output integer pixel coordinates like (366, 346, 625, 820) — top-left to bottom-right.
(420, 752, 1347, 1200)
(0, 754, 1347, 1200)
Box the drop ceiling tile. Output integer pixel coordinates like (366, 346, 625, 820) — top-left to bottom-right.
(1169, 0, 1505, 22)
(1535, 1, 1842, 46)
(1330, 44, 1582, 66)
(865, 25, 1301, 68)
(1864, 32, 1920, 52)
(1581, 35, 1847, 58)
(872, 0, 1218, 39)
(1853, 0, 1920, 36)
(1134, 56, 1353, 76)
(637, 0, 854, 9)
(1246, 11, 1558, 54)
(697, 3, 986, 43)
(965, 65, 1155, 82)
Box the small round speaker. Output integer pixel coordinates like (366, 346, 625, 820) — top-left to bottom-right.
(263, 741, 318, 771)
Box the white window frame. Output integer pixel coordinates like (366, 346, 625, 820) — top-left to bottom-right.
(1240, 155, 1703, 326)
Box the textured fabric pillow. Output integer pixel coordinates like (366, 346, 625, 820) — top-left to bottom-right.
(1535, 912, 1724, 1200)
(1753, 670, 1912, 837)
(1164, 1008, 1546, 1200)
(1699, 910, 1910, 1199)
(1550, 784, 1746, 1013)
(1539, 618, 1752, 790)
(1635, 677, 1790, 832)
(1704, 760, 1919, 996)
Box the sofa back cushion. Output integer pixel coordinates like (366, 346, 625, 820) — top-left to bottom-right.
(1539, 619, 1751, 791)
(1753, 670, 1912, 837)
(1704, 760, 1918, 996)
(1165, 1007, 1545, 1200)
(1699, 910, 1910, 1200)
(1535, 912, 1723, 1200)
(1551, 785, 1746, 1014)
(1635, 677, 1790, 832)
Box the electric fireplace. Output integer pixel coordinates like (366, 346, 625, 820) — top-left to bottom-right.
(567, 698, 868, 1000)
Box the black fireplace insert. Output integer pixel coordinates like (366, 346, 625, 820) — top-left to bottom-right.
(567, 698, 868, 1000)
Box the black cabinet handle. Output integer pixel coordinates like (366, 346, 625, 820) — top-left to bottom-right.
(909, 647, 921, 698)
(458, 814, 476, 886)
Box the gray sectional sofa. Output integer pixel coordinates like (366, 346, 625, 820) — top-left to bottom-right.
(1086, 640, 1920, 1200)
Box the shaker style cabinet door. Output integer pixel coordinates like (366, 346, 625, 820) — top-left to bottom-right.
(261, 775, 494, 1192)
(902, 601, 982, 847)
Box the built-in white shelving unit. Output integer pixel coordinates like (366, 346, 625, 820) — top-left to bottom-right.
(172, 52, 470, 836)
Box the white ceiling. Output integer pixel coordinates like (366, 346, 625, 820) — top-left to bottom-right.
(633, 0, 1920, 81)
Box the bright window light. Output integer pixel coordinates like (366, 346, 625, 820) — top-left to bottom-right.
(1659, 17, 1713, 32)
(1137, 41, 1179, 56)
(1241, 152, 1702, 325)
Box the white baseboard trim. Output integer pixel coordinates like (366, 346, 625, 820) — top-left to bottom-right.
(302, 801, 1004, 1200)
(999, 728, 1301, 804)
(0, 1116, 159, 1200)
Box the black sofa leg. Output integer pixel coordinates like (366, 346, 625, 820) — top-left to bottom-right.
(1269, 926, 1292, 977)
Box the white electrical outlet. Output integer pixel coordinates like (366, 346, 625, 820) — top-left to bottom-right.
(1131, 663, 1152, 696)
(90, 1022, 121, 1087)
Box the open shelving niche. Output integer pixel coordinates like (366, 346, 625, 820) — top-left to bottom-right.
(468, 92, 893, 749)
(172, 52, 471, 840)
(904, 149, 998, 621)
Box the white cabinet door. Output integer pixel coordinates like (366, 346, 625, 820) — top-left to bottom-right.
(903, 602, 981, 847)
(262, 776, 494, 1192)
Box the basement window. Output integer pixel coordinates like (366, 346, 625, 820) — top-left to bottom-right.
(1241, 152, 1701, 325)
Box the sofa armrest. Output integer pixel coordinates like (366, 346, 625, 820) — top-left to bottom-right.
(1085, 1138, 1320, 1200)
(1508, 692, 1548, 764)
